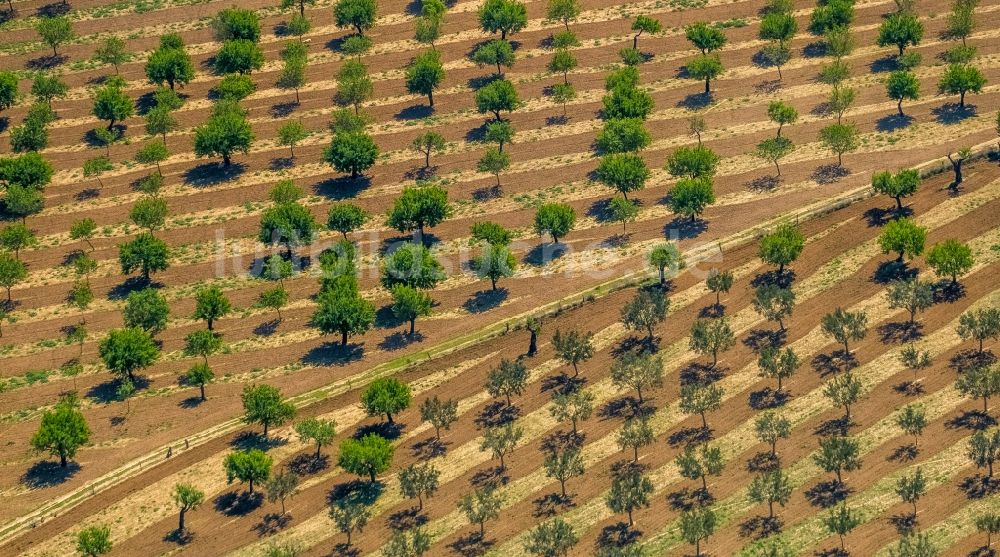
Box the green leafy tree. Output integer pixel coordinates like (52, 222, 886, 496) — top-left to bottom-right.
(76, 525, 111, 557)
(31, 394, 90, 468)
(99, 327, 159, 382)
(758, 346, 799, 392)
(957, 365, 1000, 414)
(0, 71, 17, 114)
(242, 383, 295, 436)
(755, 411, 792, 457)
(215, 73, 256, 101)
(669, 177, 715, 222)
(610, 349, 663, 403)
(185, 328, 222, 365)
(821, 308, 868, 354)
(549, 389, 594, 436)
(0, 223, 35, 259)
(666, 145, 719, 179)
(813, 435, 861, 484)
(193, 101, 254, 166)
(525, 518, 578, 557)
(213, 7, 261, 42)
(759, 222, 804, 275)
(927, 239, 973, 285)
(543, 446, 585, 498)
(621, 288, 668, 341)
(809, 0, 853, 35)
(411, 131, 446, 168)
(173, 483, 204, 536)
(0, 252, 27, 303)
(939, 64, 986, 108)
(976, 512, 1000, 551)
(123, 288, 169, 334)
(224, 448, 272, 494)
(679, 382, 724, 430)
(340, 433, 394, 482)
(687, 54, 723, 94)
(295, 418, 336, 460)
(145, 47, 195, 90)
(596, 118, 649, 154)
(259, 202, 318, 258)
(381, 242, 445, 289)
(145, 106, 178, 141)
(755, 136, 794, 176)
(551, 329, 594, 377)
(602, 86, 653, 120)
(606, 465, 653, 526)
(459, 485, 503, 536)
(192, 285, 231, 331)
(330, 498, 370, 546)
(326, 203, 368, 240)
(630, 15, 662, 50)
(474, 242, 516, 291)
(419, 395, 458, 440)
(118, 233, 169, 281)
(473, 39, 515, 77)
(596, 153, 648, 200)
(886, 70, 920, 117)
(823, 371, 863, 421)
(753, 284, 795, 331)
(690, 317, 735, 366)
(478, 0, 526, 39)
(311, 282, 375, 346)
(36, 16, 74, 57)
(877, 13, 923, 57)
(872, 168, 919, 212)
(323, 131, 378, 178)
(649, 243, 684, 286)
(92, 82, 134, 131)
(265, 469, 299, 515)
(685, 21, 727, 53)
(31, 73, 68, 107)
(214, 39, 264, 75)
(129, 196, 168, 233)
(824, 504, 861, 553)
(819, 122, 859, 167)
(616, 415, 654, 462)
(879, 218, 926, 262)
(185, 362, 215, 401)
(478, 147, 510, 189)
(486, 358, 528, 405)
(406, 49, 444, 107)
(361, 377, 412, 423)
(4, 183, 44, 222)
(334, 0, 377, 35)
(475, 78, 520, 121)
(748, 469, 792, 519)
(957, 308, 1000, 355)
(534, 202, 575, 244)
(548, 48, 576, 85)
(679, 507, 716, 557)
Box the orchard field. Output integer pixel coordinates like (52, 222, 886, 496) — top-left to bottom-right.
(0, 0, 999, 554)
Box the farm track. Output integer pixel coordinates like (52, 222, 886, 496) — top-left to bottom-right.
(1, 0, 999, 553)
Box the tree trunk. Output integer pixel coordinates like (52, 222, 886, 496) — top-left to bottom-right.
(424, 150, 430, 168)
(633, 32, 639, 50)
(222, 153, 231, 166)
(387, 412, 394, 424)
(179, 508, 186, 533)
(207, 318, 214, 331)
(342, 330, 348, 346)
(263, 422, 269, 437)
(315, 443, 322, 460)
(248, 479, 255, 494)
(560, 479, 566, 497)
(959, 91, 965, 107)
(658, 267, 665, 286)
(701, 411, 708, 430)
(428, 89, 434, 107)
(491, 276, 497, 291)
(199, 383, 206, 401)
(897, 98, 904, 116)
(636, 386, 643, 404)
(528, 330, 537, 356)
(409, 318, 416, 336)
(704, 78, 711, 94)
(60, 453, 67, 467)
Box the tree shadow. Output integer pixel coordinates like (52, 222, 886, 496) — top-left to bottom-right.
(748, 387, 790, 410)
(163, 528, 194, 545)
(378, 331, 425, 351)
(802, 41, 828, 58)
(889, 513, 918, 536)
(313, 175, 371, 200)
(814, 549, 849, 557)
(0, 8, 14, 23)
(541, 426, 586, 453)
(950, 349, 995, 373)
(598, 396, 653, 420)
(869, 55, 898, 73)
(966, 547, 996, 557)
(546, 114, 569, 126)
(230, 430, 288, 451)
(876, 113, 914, 132)
(450, 531, 495, 557)
(354, 421, 404, 441)
(959, 475, 999, 500)
(872, 259, 918, 284)
(300, 342, 364, 366)
(183, 162, 247, 187)
(677, 92, 714, 110)
(893, 380, 924, 396)
(87, 375, 150, 403)
(270, 101, 298, 119)
(596, 521, 642, 550)
(254, 512, 292, 536)
(805, 480, 851, 508)
(678, 362, 725, 387)
(253, 319, 281, 337)
(26, 54, 68, 69)
(863, 206, 911, 227)
(814, 416, 853, 437)
(668, 426, 712, 447)
(746, 452, 780, 473)
(811, 164, 849, 185)
(411, 437, 449, 460)
(287, 453, 329, 475)
(470, 465, 508, 488)
(661, 215, 709, 240)
(179, 396, 204, 409)
(75, 188, 100, 201)
(20, 460, 81, 489)
(387, 506, 428, 530)
(933, 281, 965, 303)
(463, 289, 509, 314)
(946, 410, 997, 431)
(932, 103, 977, 125)
(475, 401, 520, 429)
(666, 487, 713, 512)
(395, 104, 433, 120)
(472, 184, 503, 201)
(213, 490, 264, 516)
(329, 480, 384, 507)
(107, 277, 162, 301)
(753, 79, 782, 95)
(744, 328, 787, 351)
(750, 269, 795, 288)
(746, 175, 781, 192)
(612, 335, 660, 358)
(739, 515, 783, 539)
(878, 321, 923, 344)
(540, 372, 586, 395)
(403, 165, 438, 181)
(331, 543, 360, 557)
(136, 91, 159, 115)
(269, 156, 295, 171)
(524, 242, 569, 266)
(887, 443, 918, 463)
(532, 493, 575, 518)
